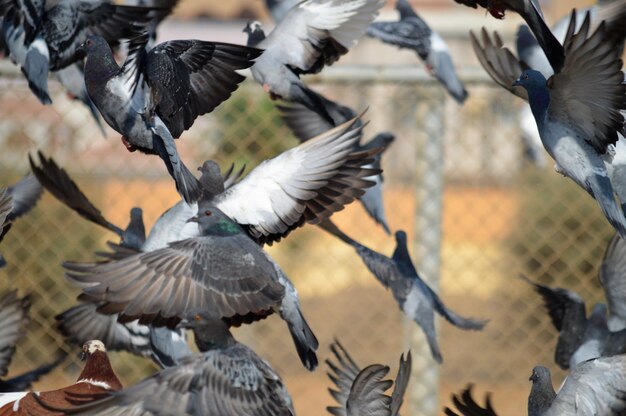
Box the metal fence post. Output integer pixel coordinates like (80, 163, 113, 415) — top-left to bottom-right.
(406, 88, 445, 415)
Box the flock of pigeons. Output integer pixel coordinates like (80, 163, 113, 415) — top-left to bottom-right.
(0, 0, 625, 414)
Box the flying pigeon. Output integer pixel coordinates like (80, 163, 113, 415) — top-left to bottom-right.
(445, 356, 626, 415)
(521, 274, 626, 369)
(0, 0, 159, 105)
(0, 174, 43, 267)
(367, 0, 467, 103)
(453, 0, 565, 73)
(0, 340, 122, 415)
(471, 11, 626, 240)
(0, 290, 64, 393)
(48, 316, 296, 416)
(320, 219, 488, 363)
(78, 33, 261, 204)
(55, 302, 192, 369)
(243, 0, 385, 123)
(277, 98, 395, 233)
(326, 340, 411, 416)
(29, 151, 146, 250)
(141, 113, 380, 250)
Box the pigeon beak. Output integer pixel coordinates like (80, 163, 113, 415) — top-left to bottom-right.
(75, 42, 87, 60)
(512, 78, 521, 87)
(186, 215, 199, 223)
(80, 350, 87, 361)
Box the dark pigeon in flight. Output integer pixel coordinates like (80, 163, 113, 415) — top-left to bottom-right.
(472, 12, 626, 240)
(0, 0, 159, 104)
(277, 97, 395, 233)
(79, 33, 261, 203)
(49, 315, 296, 415)
(320, 219, 488, 363)
(367, 0, 468, 103)
(0, 290, 65, 392)
(326, 340, 411, 416)
(243, 0, 384, 123)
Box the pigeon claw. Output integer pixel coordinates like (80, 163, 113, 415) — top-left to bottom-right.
(488, 3, 505, 19)
(121, 136, 137, 152)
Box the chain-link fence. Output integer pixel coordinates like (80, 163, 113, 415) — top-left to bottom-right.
(0, 44, 615, 416)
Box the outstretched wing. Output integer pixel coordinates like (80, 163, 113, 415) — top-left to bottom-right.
(6, 174, 42, 221)
(326, 340, 362, 416)
(214, 115, 379, 245)
(0, 290, 30, 377)
(444, 384, 499, 416)
(145, 40, 261, 138)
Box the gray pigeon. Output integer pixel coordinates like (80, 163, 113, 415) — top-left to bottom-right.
(453, 0, 565, 73)
(29, 151, 146, 250)
(0, 0, 158, 105)
(277, 98, 395, 233)
(52, 315, 295, 416)
(0, 290, 65, 392)
(367, 0, 467, 103)
(79, 33, 261, 203)
(56, 302, 192, 369)
(326, 340, 411, 416)
(243, 0, 384, 123)
(64, 204, 320, 370)
(472, 12, 626, 240)
(0, 174, 43, 267)
(320, 219, 488, 363)
(446, 356, 626, 415)
(142, 113, 381, 250)
(600, 234, 626, 331)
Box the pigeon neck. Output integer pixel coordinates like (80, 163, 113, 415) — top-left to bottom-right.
(528, 376, 556, 416)
(526, 87, 550, 129)
(247, 30, 265, 47)
(392, 238, 417, 275)
(77, 351, 123, 391)
(203, 218, 242, 236)
(84, 46, 121, 93)
(396, 0, 418, 19)
(193, 320, 236, 351)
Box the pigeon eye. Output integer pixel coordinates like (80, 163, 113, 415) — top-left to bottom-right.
(86, 39, 92, 46)
(194, 314, 202, 321)
(523, 74, 528, 80)
(205, 210, 212, 216)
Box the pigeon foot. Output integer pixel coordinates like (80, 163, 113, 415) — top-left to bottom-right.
(121, 136, 137, 152)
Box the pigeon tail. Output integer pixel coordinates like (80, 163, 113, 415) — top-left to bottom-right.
(587, 173, 626, 241)
(359, 185, 391, 234)
(317, 218, 359, 246)
(0, 355, 65, 392)
(420, 320, 443, 364)
(434, 298, 489, 331)
(151, 121, 201, 204)
(433, 54, 468, 104)
(23, 38, 51, 105)
(523, 0, 564, 73)
(285, 307, 319, 371)
(289, 84, 335, 126)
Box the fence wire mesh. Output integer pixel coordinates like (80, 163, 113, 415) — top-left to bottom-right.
(0, 60, 614, 416)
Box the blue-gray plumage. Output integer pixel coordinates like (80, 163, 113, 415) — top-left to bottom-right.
(326, 340, 411, 416)
(472, 12, 626, 240)
(0, 290, 65, 392)
(528, 366, 555, 416)
(320, 219, 488, 363)
(454, 0, 565, 73)
(264, 0, 299, 22)
(243, 0, 385, 123)
(367, 0, 467, 104)
(0, 0, 159, 105)
(54, 316, 295, 416)
(277, 99, 395, 233)
(79, 34, 261, 203)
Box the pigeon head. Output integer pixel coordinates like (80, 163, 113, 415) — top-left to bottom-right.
(529, 365, 551, 383)
(395, 231, 407, 244)
(77, 339, 123, 390)
(188, 205, 242, 236)
(243, 20, 265, 46)
(513, 70, 547, 91)
(77, 35, 108, 59)
(182, 314, 235, 351)
(198, 160, 225, 199)
(81, 340, 106, 361)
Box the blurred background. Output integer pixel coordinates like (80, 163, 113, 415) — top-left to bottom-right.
(0, 0, 614, 415)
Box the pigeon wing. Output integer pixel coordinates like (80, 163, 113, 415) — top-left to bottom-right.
(29, 152, 123, 237)
(345, 364, 393, 416)
(390, 351, 411, 416)
(367, 18, 431, 59)
(326, 340, 362, 416)
(0, 0, 45, 43)
(64, 234, 286, 326)
(5, 174, 42, 221)
(0, 290, 30, 377)
(145, 40, 262, 138)
(599, 234, 626, 329)
(214, 115, 380, 245)
(548, 11, 626, 154)
(56, 302, 152, 358)
(0, 189, 12, 238)
(470, 28, 528, 101)
(444, 384, 499, 416)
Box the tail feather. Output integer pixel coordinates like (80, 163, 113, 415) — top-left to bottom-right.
(289, 84, 335, 126)
(588, 174, 626, 241)
(318, 218, 358, 246)
(0, 355, 65, 392)
(286, 307, 319, 371)
(23, 40, 51, 105)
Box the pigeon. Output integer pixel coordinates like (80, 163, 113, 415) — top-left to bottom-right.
(0, 290, 64, 393)
(326, 340, 411, 416)
(141, 113, 380, 250)
(446, 356, 626, 415)
(264, 0, 299, 22)
(55, 302, 192, 369)
(471, 11, 626, 240)
(0, 174, 43, 267)
(243, 0, 385, 123)
(47, 315, 296, 416)
(453, 0, 565, 73)
(0, 189, 12, 244)
(29, 151, 146, 251)
(0, 0, 159, 105)
(320, 219, 488, 363)
(63, 203, 320, 370)
(78, 33, 261, 204)
(277, 98, 395, 233)
(600, 234, 626, 331)
(521, 274, 626, 369)
(366, 0, 468, 103)
(0, 340, 122, 415)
